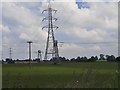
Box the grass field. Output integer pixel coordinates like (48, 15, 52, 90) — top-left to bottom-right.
(2, 62, 119, 88)
(0, 64, 2, 89)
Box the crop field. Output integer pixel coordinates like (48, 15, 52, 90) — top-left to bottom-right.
(2, 62, 119, 88)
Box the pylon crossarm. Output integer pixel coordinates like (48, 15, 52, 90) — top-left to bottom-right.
(42, 17, 57, 21)
(42, 26, 58, 30)
(52, 10, 57, 13)
(52, 26, 58, 29)
(42, 26, 48, 29)
(42, 10, 48, 13)
(42, 18, 48, 21)
(53, 18, 57, 21)
(42, 9, 57, 13)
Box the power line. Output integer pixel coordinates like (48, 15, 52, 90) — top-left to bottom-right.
(59, 41, 118, 44)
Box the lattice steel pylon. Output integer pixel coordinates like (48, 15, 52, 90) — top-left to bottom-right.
(42, 3, 59, 60)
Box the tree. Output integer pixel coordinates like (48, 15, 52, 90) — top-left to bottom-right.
(116, 56, 120, 61)
(111, 55, 116, 61)
(66, 59, 69, 61)
(89, 56, 96, 62)
(106, 55, 109, 60)
(70, 58, 76, 62)
(99, 54, 105, 60)
(107, 55, 116, 61)
(95, 56, 98, 60)
(76, 56, 81, 62)
(6, 58, 14, 64)
(83, 57, 88, 61)
(79, 57, 88, 62)
(59, 57, 66, 62)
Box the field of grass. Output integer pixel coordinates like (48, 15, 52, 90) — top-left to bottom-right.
(2, 62, 119, 88)
(0, 64, 2, 89)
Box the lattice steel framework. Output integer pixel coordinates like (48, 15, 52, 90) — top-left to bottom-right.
(42, 4, 59, 60)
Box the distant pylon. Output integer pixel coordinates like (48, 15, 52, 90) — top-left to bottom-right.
(9, 48, 12, 59)
(42, 3, 59, 60)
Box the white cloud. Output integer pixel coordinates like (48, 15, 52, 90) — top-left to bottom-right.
(1, 24, 11, 33)
(2, 2, 41, 27)
(19, 33, 30, 40)
(60, 43, 102, 58)
(54, 2, 118, 41)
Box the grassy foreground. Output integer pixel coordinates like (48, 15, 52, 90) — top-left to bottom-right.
(2, 62, 119, 88)
(0, 64, 2, 89)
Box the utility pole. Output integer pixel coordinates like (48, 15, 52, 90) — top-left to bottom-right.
(27, 41, 32, 65)
(42, 2, 59, 61)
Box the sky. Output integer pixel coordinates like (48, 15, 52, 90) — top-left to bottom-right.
(0, 0, 118, 60)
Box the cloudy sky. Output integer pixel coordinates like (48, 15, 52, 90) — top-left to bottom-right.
(0, 0, 118, 60)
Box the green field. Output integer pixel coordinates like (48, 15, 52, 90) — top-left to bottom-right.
(0, 64, 2, 89)
(2, 62, 119, 88)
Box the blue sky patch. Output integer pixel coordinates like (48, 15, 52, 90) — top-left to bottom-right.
(76, 0, 90, 9)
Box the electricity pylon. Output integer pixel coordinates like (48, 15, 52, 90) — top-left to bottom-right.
(9, 48, 12, 59)
(42, 3, 59, 60)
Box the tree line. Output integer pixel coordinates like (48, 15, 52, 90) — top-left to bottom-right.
(51, 54, 120, 62)
(3, 54, 120, 64)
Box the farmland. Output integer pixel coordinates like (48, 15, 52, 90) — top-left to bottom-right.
(2, 62, 119, 88)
